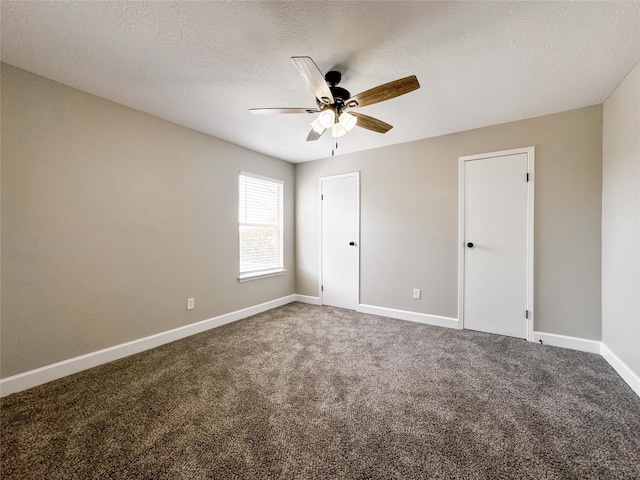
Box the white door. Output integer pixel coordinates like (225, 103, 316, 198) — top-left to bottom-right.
(460, 149, 533, 339)
(321, 173, 359, 309)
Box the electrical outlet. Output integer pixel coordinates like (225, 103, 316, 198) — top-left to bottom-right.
(187, 297, 195, 310)
(412, 289, 421, 300)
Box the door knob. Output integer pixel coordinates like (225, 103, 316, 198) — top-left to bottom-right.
(467, 242, 474, 248)
(349, 241, 356, 246)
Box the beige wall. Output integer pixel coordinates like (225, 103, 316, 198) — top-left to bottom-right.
(1, 61, 607, 380)
(602, 61, 640, 377)
(296, 106, 603, 339)
(1, 64, 295, 378)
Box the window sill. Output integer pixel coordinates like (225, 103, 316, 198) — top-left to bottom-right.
(238, 269, 287, 282)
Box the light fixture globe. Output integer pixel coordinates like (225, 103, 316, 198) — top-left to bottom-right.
(318, 109, 335, 129)
(339, 112, 357, 131)
(310, 117, 325, 134)
(331, 123, 347, 138)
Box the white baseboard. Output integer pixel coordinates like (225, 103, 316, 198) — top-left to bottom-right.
(600, 343, 640, 397)
(357, 304, 459, 329)
(294, 294, 322, 305)
(0, 294, 297, 397)
(532, 331, 601, 354)
(5, 298, 638, 400)
(533, 332, 639, 397)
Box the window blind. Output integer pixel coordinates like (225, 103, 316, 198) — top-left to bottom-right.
(239, 173, 284, 275)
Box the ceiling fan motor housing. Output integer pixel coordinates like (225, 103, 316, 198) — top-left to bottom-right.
(316, 71, 351, 110)
(325, 70, 341, 86)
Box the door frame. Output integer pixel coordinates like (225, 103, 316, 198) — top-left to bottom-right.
(319, 172, 360, 307)
(457, 147, 535, 341)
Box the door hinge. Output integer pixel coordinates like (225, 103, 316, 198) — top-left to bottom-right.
(526, 173, 530, 182)
(321, 194, 324, 200)
(321, 285, 324, 292)
(525, 309, 529, 319)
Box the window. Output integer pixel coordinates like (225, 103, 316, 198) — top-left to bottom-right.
(238, 172, 285, 281)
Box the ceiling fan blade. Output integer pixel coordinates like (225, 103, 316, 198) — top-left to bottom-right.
(350, 112, 393, 133)
(306, 128, 325, 141)
(249, 108, 319, 115)
(345, 75, 420, 109)
(291, 56, 335, 105)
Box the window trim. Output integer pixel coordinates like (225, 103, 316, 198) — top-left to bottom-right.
(238, 268, 287, 283)
(238, 171, 284, 281)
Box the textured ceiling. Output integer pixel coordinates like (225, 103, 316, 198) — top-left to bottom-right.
(1, 1, 639, 163)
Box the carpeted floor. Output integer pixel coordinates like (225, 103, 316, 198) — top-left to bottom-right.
(2, 302, 639, 479)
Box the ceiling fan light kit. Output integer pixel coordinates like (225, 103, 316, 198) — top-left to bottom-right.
(249, 56, 420, 144)
(310, 108, 357, 138)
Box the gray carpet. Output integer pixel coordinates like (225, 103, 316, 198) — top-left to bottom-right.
(2, 302, 639, 479)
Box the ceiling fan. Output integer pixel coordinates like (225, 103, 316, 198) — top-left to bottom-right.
(249, 56, 420, 142)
